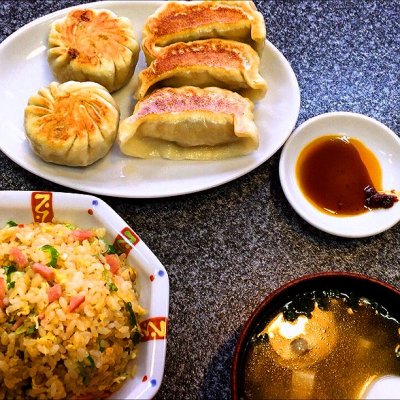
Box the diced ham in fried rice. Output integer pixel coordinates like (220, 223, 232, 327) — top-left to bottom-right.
(32, 262, 55, 281)
(106, 254, 120, 275)
(0, 221, 146, 399)
(48, 284, 62, 303)
(9, 247, 28, 267)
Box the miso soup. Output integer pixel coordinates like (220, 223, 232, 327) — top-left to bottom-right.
(243, 290, 400, 399)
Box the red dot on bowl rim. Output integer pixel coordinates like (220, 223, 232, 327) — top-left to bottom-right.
(142, 375, 148, 382)
(150, 275, 155, 282)
(88, 209, 93, 215)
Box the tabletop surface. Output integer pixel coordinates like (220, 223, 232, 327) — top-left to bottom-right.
(0, 0, 399, 399)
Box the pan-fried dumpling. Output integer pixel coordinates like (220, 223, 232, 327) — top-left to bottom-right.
(24, 81, 120, 166)
(118, 86, 258, 160)
(48, 8, 139, 93)
(142, 1, 266, 63)
(135, 39, 267, 101)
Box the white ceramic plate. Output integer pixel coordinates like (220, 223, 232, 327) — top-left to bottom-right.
(279, 112, 400, 238)
(0, 191, 169, 399)
(0, 1, 300, 198)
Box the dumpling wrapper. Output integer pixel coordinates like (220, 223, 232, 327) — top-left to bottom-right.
(136, 39, 267, 101)
(118, 86, 259, 160)
(48, 8, 139, 93)
(142, 1, 266, 63)
(24, 81, 120, 166)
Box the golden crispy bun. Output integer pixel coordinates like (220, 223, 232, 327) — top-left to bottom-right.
(142, 1, 266, 63)
(118, 86, 258, 160)
(24, 81, 120, 166)
(136, 39, 267, 101)
(48, 8, 139, 92)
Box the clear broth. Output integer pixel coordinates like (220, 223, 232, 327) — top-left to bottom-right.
(243, 295, 400, 399)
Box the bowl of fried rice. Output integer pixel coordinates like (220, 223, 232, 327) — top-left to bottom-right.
(0, 191, 169, 400)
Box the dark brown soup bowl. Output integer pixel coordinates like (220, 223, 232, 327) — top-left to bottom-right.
(231, 272, 400, 400)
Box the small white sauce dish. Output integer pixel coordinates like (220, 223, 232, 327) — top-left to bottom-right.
(279, 112, 400, 238)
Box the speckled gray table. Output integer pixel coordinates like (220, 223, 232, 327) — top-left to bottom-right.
(0, 1, 399, 399)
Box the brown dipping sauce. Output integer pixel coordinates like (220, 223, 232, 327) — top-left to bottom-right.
(296, 135, 397, 216)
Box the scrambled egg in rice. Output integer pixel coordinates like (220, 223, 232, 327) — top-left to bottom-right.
(0, 221, 145, 399)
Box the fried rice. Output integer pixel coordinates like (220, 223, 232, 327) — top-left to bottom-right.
(0, 221, 145, 400)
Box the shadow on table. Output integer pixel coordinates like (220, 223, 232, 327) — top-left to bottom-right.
(198, 330, 240, 400)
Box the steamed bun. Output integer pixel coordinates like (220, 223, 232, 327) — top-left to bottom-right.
(48, 8, 139, 93)
(24, 81, 120, 166)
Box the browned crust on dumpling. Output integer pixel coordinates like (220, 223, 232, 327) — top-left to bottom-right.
(118, 86, 259, 160)
(24, 81, 120, 166)
(48, 8, 139, 92)
(142, 1, 266, 62)
(147, 40, 245, 75)
(136, 39, 267, 100)
(150, 4, 246, 36)
(133, 86, 252, 119)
